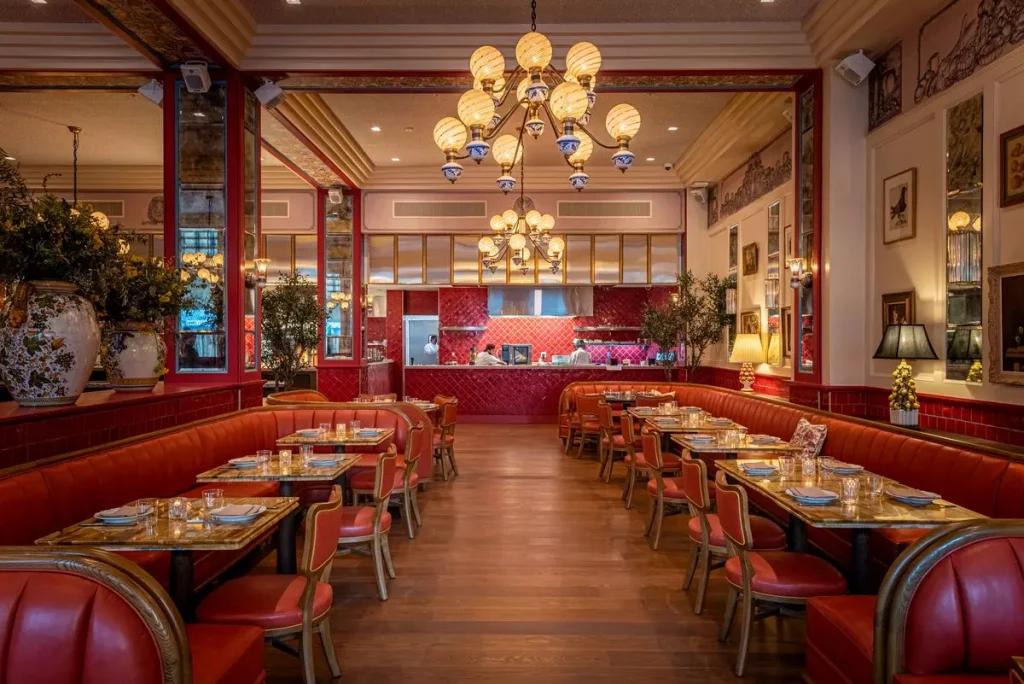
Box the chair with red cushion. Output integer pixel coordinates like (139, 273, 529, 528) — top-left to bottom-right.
(572, 394, 605, 459)
(641, 430, 688, 550)
(196, 486, 344, 684)
(352, 424, 425, 539)
(622, 416, 681, 510)
(596, 404, 623, 483)
(338, 449, 399, 600)
(678, 455, 786, 614)
(0, 547, 265, 684)
(716, 471, 847, 677)
(433, 399, 459, 480)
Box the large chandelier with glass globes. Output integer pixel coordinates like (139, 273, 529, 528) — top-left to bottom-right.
(431, 1, 642, 194)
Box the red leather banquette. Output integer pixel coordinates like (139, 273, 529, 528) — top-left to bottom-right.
(0, 547, 265, 683)
(560, 382, 1024, 570)
(805, 519, 1024, 684)
(0, 405, 423, 592)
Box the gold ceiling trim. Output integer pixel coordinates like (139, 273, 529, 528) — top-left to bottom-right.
(273, 92, 375, 186)
(165, 0, 256, 69)
(0, 73, 154, 92)
(261, 114, 347, 189)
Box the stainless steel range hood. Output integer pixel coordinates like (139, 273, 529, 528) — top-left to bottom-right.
(487, 287, 594, 317)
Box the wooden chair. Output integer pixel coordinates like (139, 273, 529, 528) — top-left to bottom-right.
(596, 404, 621, 482)
(338, 449, 400, 600)
(351, 424, 425, 539)
(641, 431, 690, 551)
(196, 485, 344, 684)
(572, 394, 605, 459)
(621, 416, 680, 510)
(715, 471, 847, 676)
(678, 455, 785, 614)
(433, 399, 459, 480)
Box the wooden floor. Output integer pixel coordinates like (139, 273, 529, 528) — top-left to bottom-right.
(264, 423, 806, 683)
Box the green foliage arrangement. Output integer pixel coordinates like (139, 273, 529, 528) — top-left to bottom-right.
(641, 304, 684, 380)
(261, 274, 326, 390)
(103, 255, 194, 326)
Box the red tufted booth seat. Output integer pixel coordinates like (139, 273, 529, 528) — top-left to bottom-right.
(0, 547, 265, 683)
(805, 520, 1024, 684)
(560, 382, 1024, 574)
(0, 404, 419, 593)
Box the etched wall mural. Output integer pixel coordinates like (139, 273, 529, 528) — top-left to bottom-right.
(707, 184, 720, 227)
(869, 42, 903, 130)
(709, 132, 793, 226)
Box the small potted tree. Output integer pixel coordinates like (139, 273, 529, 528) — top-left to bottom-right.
(261, 274, 325, 391)
(641, 304, 684, 381)
(676, 271, 733, 382)
(99, 254, 192, 391)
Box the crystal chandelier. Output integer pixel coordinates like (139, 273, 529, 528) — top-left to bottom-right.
(477, 156, 566, 275)
(432, 0, 642, 193)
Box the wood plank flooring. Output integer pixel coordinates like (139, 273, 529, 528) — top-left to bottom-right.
(264, 423, 806, 683)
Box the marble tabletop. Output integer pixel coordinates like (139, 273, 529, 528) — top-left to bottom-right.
(671, 434, 801, 454)
(277, 427, 394, 447)
(196, 455, 359, 483)
(639, 413, 743, 433)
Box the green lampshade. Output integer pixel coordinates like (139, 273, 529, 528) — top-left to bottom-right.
(947, 327, 982, 362)
(872, 324, 939, 361)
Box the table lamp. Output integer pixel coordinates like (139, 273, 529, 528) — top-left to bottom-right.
(872, 324, 938, 427)
(947, 326, 983, 383)
(730, 333, 765, 392)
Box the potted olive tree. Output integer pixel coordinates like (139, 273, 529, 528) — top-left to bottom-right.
(0, 155, 125, 406)
(100, 254, 192, 391)
(261, 274, 325, 391)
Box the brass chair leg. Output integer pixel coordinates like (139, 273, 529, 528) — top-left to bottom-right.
(403, 490, 415, 539)
(694, 543, 712, 615)
(735, 590, 754, 677)
(683, 543, 700, 590)
(720, 587, 739, 641)
(381, 534, 396, 580)
(372, 535, 389, 601)
(410, 487, 423, 527)
(564, 428, 575, 454)
(317, 619, 342, 679)
(650, 495, 665, 550)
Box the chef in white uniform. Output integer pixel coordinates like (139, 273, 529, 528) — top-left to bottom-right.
(568, 339, 592, 365)
(423, 334, 439, 365)
(475, 344, 506, 366)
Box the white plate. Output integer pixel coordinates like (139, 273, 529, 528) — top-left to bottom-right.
(889, 495, 936, 507)
(95, 505, 151, 524)
(297, 429, 322, 438)
(210, 505, 267, 524)
(309, 459, 341, 467)
(228, 458, 260, 469)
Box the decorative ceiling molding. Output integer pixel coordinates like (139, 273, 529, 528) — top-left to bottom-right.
(802, 0, 947, 65)
(165, 0, 256, 69)
(261, 112, 348, 189)
(0, 72, 153, 92)
(0, 23, 154, 72)
(18, 164, 311, 191)
(272, 92, 374, 187)
(673, 91, 793, 187)
(362, 165, 684, 192)
(260, 164, 314, 190)
(244, 23, 815, 72)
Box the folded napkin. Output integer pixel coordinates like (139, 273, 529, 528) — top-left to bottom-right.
(887, 485, 938, 499)
(750, 434, 780, 443)
(97, 505, 148, 518)
(788, 487, 837, 499)
(688, 434, 715, 442)
(741, 461, 774, 471)
(708, 417, 732, 424)
(212, 504, 259, 517)
(825, 461, 862, 470)
(230, 456, 259, 464)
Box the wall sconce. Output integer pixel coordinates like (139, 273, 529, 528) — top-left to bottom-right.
(361, 293, 375, 310)
(670, 292, 680, 305)
(787, 257, 812, 289)
(246, 258, 270, 288)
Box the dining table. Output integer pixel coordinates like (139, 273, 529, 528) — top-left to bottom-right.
(277, 427, 394, 454)
(672, 433, 802, 458)
(195, 454, 359, 573)
(635, 411, 743, 434)
(36, 496, 298, 620)
(601, 391, 671, 407)
(717, 459, 985, 594)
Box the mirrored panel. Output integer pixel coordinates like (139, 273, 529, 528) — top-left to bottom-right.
(324, 193, 354, 360)
(766, 202, 782, 366)
(797, 86, 816, 373)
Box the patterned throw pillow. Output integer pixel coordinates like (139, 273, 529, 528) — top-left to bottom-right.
(790, 418, 827, 459)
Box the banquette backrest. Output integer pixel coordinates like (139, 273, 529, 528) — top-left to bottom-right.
(265, 389, 330, 404)
(0, 405, 415, 546)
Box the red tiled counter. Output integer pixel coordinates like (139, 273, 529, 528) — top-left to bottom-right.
(362, 361, 393, 396)
(404, 365, 674, 422)
(0, 381, 263, 469)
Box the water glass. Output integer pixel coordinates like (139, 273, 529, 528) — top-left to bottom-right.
(137, 498, 157, 520)
(300, 444, 314, 466)
(841, 477, 861, 504)
(736, 428, 748, 445)
(350, 420, 361, 433)
(256, 449, 271, 464)
(800, 456, 817, 477)
(868, 474, 885, 498)
(278, 450, 292, 469)
(335, 423, 347, 438)
(778, 458, 795, 479)
(318, 422, 332, 437)
(202, 488, 224, 511)
(168, 497, 189, 521)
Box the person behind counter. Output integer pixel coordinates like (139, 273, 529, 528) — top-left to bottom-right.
(475, 343, 506, 366)
(568, 339, 592, 365)
(423, 334, 439, 365)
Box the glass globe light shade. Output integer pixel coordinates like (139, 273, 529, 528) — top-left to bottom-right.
(197, 267, 211, 281)
(490, 214, 505, 232)
(457, 89, 496, 128)
(972, 216, 982, 231)
(605, 103, 642, 140)
(433, 117, 467, 152)
(541, 213, 555, 231)
(502, 209, 519, 227)
(568, 131, 594, 164)
(947, 210, 972, 231)
(475, 75, 506, 97)
(549, 81, 589, 122)
(515, 31, 552, 71)
(525, 209, 542, 228)
(565, 41, 602, 78)
(91, 212, 110, 230)
(194, 252, 207, 263)
(516, 76, 532, 108)
(478, 236, 496, 255)
(521, 247, 531, 262)
(492, 134, 523, 167)
(548, 236, 566, 254)
(469, 45, 505, 81)
(509, 233, 527, 250)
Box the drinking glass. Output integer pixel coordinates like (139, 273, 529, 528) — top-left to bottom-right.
(800, 456, 817, 477)
(137, 498, 157, 520)
(841, 477, 861, 504)
(202, 488, 224, 511)
(300, 444, 314, 466)
(278, 450, 292, 469)
(350, 420, 362, 433)
(168, 497, 189, 521)
(736, 428, 748, 445)
(319, 422, 332, 437)
(335, 423, 347, 438)
(868, 474, 885, 498)
(256, 449, 271, 464)
(778, 458, 795, 479)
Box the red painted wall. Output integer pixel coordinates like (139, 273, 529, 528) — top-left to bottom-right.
(385, 290, 405, 396)
(366, 317, 386, 342)
(404, 290, 439, 315)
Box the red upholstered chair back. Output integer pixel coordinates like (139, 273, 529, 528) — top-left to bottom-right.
(265, 389, 330, 405)
(374, 448, 399, 501)
(887, 522, 1024, 679)
(598, 404, 615, 432)
(0, 548, 192, 684)
(715, 471, 752, 550)
(641, 431, 662, 469)
(681, 453, 711, 511)
(433, 394, 456, 407)
(576, 394, 603, 421)
(620, 410, 637, 445)
(305, 485, 344, 573)
(635, 395, 663, 408)
(439, 401, 458, 430)
(393, 404, 433, 481)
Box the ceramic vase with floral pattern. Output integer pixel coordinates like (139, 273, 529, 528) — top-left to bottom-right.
(100, 323, 167, 392)
(0, 281, 100, 407)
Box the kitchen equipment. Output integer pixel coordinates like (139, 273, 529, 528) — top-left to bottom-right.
(501, 344, 533, 365)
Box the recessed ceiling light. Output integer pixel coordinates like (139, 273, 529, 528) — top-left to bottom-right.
(646, 157, 656, 162)
(390, 157, 400, 162)
(285, 0, 301, 4)
(404, 127, 415, 133)
(761, 0, 775, 3)
(3, 156, 15, 161)
(667, 126, 678, 131)
(194, 111, 206, 118)
(29, 0, 47, 4)
(370, 125, 381, 132)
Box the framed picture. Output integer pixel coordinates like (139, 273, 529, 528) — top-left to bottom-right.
(987, 261, 1024, 385)
(882, 290, 916, 327)
(1000, 124, 1024, 207)
(781, 307, 792, 360)
(740, 307, 761, 336)
(742, 242, 759, 276)
(882, 168, 916, 245)
(728, 226, 738, 271)
(783, 225, 793, 263)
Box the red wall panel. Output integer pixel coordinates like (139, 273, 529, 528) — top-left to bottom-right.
(404, 290, 439, 315)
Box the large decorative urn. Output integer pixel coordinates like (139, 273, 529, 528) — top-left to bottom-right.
(100, 323, 166, 392)
(0, 281, 100, 407)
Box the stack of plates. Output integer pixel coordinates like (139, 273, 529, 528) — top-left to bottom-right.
(740, 461, 777, 476)
(886, 486, 939, 506)
(750, 434, 781, 445)
(634, 408, 655, 415)
(785, 487, 839, 505)
(209, 504, 266, 524)
(707, 417, 733, 426)
(94, 505, 152, 526)
(297, 429, 322, 438)
(309, 457, 341, 467)
(824, 461, 864, 475)
(228, 457, 260, 469)
(687, 434, 715, 444)
(357, 429, 382, 438)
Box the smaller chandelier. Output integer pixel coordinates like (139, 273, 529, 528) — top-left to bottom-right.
(478, 201, 565, 276)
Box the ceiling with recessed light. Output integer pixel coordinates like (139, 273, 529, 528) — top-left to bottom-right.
(0, 0, 94, 23)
